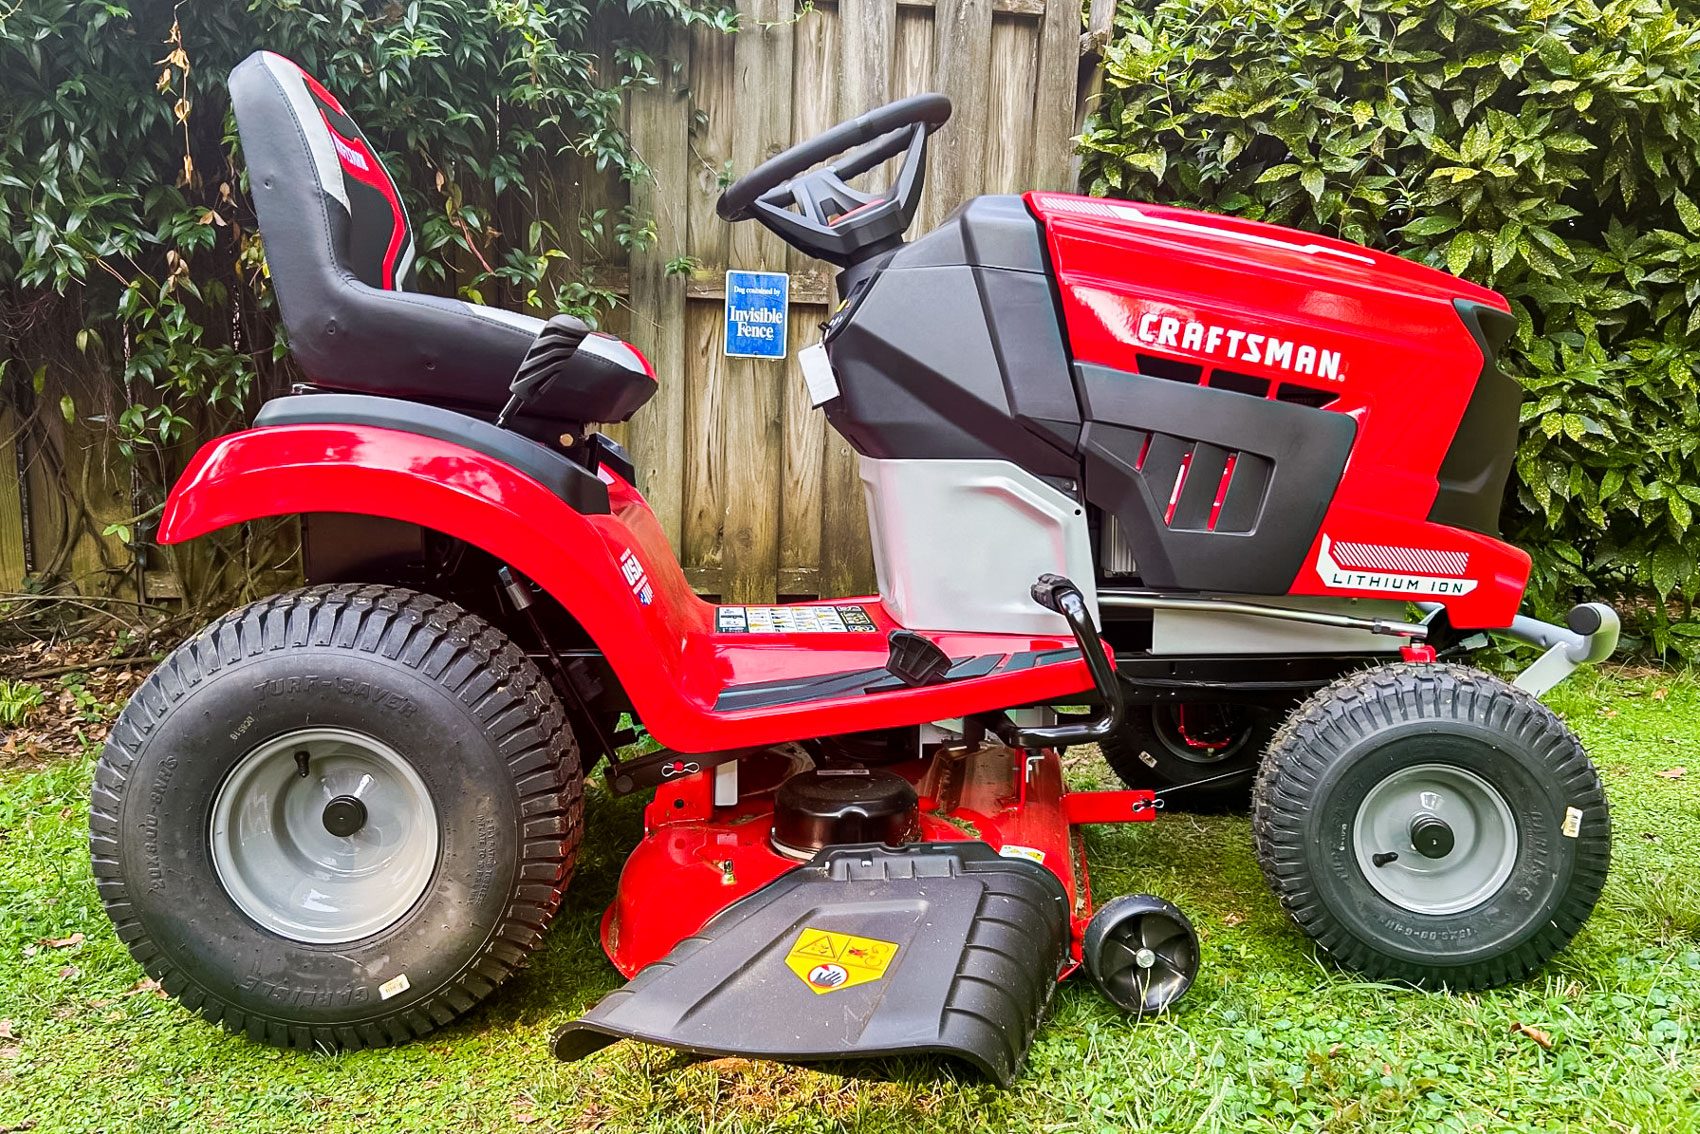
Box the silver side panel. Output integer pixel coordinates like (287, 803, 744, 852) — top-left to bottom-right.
(860, 457, 1098, 635)
(1100, 511, 1139, 576)
(1149, 596, 1407, 654)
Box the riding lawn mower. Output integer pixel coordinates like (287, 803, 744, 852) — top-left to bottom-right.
(89, 51, 1620, 1083)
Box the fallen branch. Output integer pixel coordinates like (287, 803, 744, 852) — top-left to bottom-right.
(18, 655, 161, 681)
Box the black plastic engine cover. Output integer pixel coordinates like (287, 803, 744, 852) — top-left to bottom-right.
(554, 842, 1071, 1085)
(821, 196, 1083, 476)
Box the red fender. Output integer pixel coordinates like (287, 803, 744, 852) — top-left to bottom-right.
(159, 424, 1097, 752)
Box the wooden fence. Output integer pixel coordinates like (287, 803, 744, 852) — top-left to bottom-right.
(0, 0, 1106, 607)
(612, 0, 1095, 602)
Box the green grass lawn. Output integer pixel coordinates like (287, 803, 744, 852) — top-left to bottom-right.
(2, 668, 1699, 1132)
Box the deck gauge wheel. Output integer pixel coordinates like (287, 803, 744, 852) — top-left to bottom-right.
(1082, 895, 1199, 1014)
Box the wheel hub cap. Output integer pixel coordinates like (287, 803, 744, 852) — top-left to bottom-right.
(1409, 812, 1455, 859)
(1353, 763, 1517, 916)
(210, 727, 439, 944)
(1096, 911, 1195, 1012)
(321, 794, 369, 838)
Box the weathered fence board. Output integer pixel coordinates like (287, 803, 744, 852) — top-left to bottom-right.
(0, 403, 26, 594)
(624, 32, 693, 552)
(621, 0, 1091, 601)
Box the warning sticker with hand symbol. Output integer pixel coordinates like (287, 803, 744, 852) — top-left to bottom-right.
(784, 927, 900, 994)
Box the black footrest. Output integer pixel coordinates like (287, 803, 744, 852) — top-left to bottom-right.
(553, 843, 1071, 1084)
(885, 630, 951, 687)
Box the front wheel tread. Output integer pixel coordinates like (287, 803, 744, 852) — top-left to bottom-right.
(1251, 662, 1608, 989)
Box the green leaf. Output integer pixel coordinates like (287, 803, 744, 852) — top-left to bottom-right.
(1403, 214, 1460, 237)
(1670, 493, 1692, 535)
(1675, 192, 1700, 237)
(1446, 232, 1475, 276)
(1651, 542, 1688, 598)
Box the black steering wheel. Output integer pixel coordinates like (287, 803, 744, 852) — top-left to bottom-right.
(716, 93, 952, 267)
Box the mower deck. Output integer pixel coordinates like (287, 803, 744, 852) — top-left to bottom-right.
(557, 843, 1071, 1085)
(562, 741, 1166, 1080)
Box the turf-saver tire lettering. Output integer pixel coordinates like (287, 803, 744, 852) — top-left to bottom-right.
(89, 584, 583, 1049)
(1251, 663, 1609, 988)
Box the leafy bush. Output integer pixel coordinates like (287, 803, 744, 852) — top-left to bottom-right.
(1080, 0, 1700, 653)
(0, 0, 716, 602)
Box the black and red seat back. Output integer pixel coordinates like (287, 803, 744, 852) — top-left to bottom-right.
(230, 51, 655, 427)
(280, 60, 417, 292)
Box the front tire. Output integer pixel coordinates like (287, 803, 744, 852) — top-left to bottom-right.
(1252, 664, 1608, 989)
(90, 584, 584, 1048)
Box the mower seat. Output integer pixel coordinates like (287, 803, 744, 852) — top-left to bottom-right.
(229, 51, 655, 426)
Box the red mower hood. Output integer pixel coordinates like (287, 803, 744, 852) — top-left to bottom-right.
(1026, 192, 1508, 313)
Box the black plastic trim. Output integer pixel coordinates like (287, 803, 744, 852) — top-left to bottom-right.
(821, 198, 1083, 473)
(553, 842, 1069, 1085)
(1003, 647, 1084, 672)
(715, 665, 897, 711)
(1429, 300, 1520, 535)
(1075, 365, 1356, 593)
(254, 394, 611, 515)
(585, 432, 638, 484)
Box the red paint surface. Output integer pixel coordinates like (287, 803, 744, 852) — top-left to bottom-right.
(157, 424, 1100, 752)
(1028, 191, 1530, 628)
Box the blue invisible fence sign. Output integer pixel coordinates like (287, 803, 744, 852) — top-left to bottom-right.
(724, 270, 790, 359)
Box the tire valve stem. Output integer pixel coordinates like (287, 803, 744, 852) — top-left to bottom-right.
(294, 749, 310, 778)
(1371, 851, 1399, 868)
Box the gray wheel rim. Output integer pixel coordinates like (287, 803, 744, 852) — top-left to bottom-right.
(210, 727, 440, 944)
(1352, 762, 1518, 916)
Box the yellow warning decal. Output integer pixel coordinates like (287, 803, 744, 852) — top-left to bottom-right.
(784, 927, 900, 994)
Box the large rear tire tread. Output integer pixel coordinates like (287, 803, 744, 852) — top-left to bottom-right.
(1251, 662, 1608, 989)
(90, 584, 583, 1050)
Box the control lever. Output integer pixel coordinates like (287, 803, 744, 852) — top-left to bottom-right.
(994, 574, 1124, 749)
(496, 314, 590, 429)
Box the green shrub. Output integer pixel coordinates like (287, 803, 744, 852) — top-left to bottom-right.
(0, 0, 717, 601)
(1080, 0, 1700, 654)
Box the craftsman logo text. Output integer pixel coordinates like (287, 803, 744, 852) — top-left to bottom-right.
(1136, 312, 1344, 382)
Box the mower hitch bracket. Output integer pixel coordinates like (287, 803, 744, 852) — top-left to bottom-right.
(1504, 603, 1620, 697)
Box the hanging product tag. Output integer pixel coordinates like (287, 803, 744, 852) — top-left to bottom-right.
(798, 343, 839, 406)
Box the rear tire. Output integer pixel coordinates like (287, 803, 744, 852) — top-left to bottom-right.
(1252, 663, 1608, 989)
(90, 584, 583, 1049)
(1100, 700, 1277, 808)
